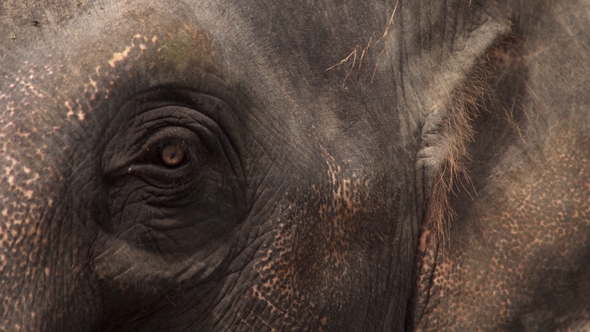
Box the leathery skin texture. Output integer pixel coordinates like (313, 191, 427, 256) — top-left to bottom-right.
(1, 0, 415, 330)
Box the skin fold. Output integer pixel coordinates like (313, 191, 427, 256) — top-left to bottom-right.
(0, 0, 588, 331)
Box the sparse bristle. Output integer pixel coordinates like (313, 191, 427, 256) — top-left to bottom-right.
(426, 37, 522, 244)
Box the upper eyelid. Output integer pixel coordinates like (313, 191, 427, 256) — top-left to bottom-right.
(144, 139, 191, 160)
(141, 128, 193, 153)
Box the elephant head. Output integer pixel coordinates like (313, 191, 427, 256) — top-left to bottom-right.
(1, 0, 589, 331)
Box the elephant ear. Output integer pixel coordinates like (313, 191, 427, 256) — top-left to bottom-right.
(410, 29, 524, 323)
(415, 19, 517, 244)
(416, 55, 489, 243)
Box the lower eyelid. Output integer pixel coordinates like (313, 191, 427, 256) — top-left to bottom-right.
(127, 160, 194, 179)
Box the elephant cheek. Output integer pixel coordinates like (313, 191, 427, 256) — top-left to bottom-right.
(241, 169, 411, 329)
(0, 163, 103, 330)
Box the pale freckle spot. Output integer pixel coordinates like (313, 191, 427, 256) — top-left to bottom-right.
(108, 45, 133, 68)
(1, 209, 7, 217)
(31, 312, 36, 319)
(44, 267, 50, 276)
(152, 35, 158, 43)
(139, 43, 147, 51)
(25, 173, 40, 185)
(109, 34, 145, 67)
(88, 73, 98, 98)
(77, 111, 86, 122)
(23, 166, 30, 174)
(14, 131, 30, 139)
(27, 224, 37, 236)
(47, 198, 53, 208)
(35, 149, 45, 161)
(65, 101, 74, 118)
(23, 190, 34, 199)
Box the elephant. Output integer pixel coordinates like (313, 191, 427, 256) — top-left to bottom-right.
(1, 0, 589, 330)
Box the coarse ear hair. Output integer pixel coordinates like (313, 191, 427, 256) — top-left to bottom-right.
(416, 33, 525, 243)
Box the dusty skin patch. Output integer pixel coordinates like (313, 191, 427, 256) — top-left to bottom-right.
(63, 33, 158, 123)
(63, 23, 219, 123)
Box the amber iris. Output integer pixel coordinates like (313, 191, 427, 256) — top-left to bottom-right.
(160, 144, 185, 167)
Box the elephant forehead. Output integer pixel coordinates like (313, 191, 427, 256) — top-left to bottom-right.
(1, 4, 220, 124)
(73, 3, 220, 74)
(2, 0, 406, 153)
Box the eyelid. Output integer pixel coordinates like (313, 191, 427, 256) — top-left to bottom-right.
(140, 127, 197, 150)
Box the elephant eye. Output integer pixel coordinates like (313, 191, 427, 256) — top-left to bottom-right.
(133, 126, 199, 173)
(145, 139, 191, 170)
(158, 144, 188, 168)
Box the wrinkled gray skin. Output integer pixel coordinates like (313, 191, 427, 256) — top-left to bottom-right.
(1, 0, 590, 331)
